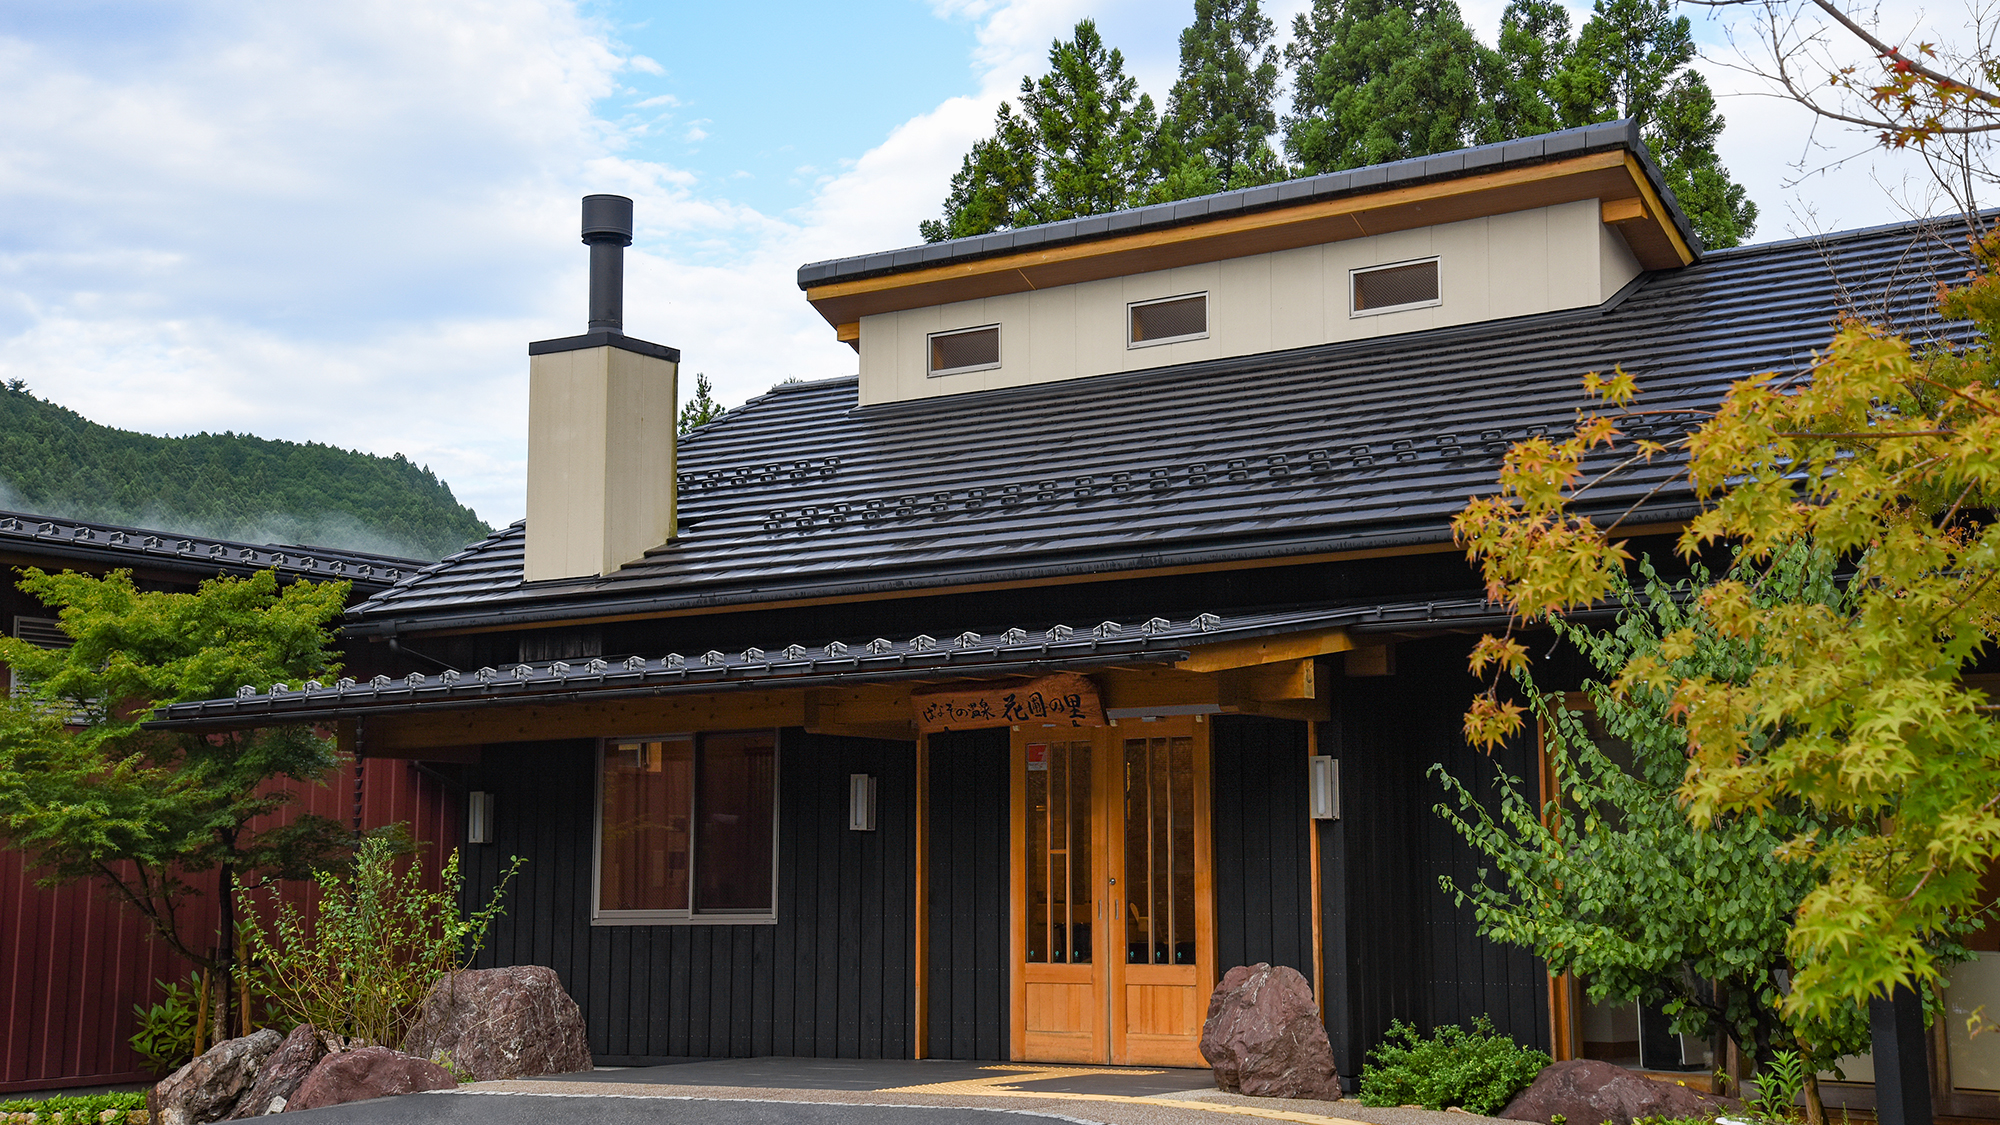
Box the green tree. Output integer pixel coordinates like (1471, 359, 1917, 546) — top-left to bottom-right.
(678, 372, 726, 435)
(921, 20, 1162, 241)
(1555, 0, 1758, 246)
(1435, 553, 1912, 1120)
(1452, 230, 2000, 1019)
(1480, 0, 1574, 143)
(1161, 0, 1286, 193)
(1282, 0, 1492, 173)
(0, 567, 357, 1041)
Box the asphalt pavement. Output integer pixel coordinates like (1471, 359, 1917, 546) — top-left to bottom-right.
(285, 1093, 1105, 1124)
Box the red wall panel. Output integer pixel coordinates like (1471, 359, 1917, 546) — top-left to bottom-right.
(0, 755, 460, 1093)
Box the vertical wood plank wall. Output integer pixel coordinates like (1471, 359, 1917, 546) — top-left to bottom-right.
(1324, 635, 1550, 1082)
(1210, 716, 1316, 980)
(0, 754, 456, 1093)
(462, 731, 917, 1063)
(925, 728, 1010, 1061)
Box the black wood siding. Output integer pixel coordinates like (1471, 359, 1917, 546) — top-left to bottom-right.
(1211, 715, 1316, 980)
(925, 728, 1010, 1061)
(1325, 635, 1550, 1080)
(462, 730, 916, 1063)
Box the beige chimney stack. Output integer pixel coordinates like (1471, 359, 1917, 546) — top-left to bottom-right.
(522, 194, 680, 583)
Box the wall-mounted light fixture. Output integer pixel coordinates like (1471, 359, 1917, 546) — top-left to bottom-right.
(848, 774, 878, 832)
(1309, 756, 1340, 820)
(467, 791, 495, 843)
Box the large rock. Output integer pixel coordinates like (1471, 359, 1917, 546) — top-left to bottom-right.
(401, 966, 593, 1080)
(151, 1029, 284, 1125)
(1199, 963, 1342, 1100)
(226, 1024, 326, 1118)
(284, 1046, 456, 1112)
(1499, 1059, 1743, 1125)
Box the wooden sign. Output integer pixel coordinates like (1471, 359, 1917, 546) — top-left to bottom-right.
(912, 672, 1106, 734)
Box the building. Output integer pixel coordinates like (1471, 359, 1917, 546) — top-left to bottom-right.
(151, 121, 1996, 1110)
(0, 514, 449, 1094)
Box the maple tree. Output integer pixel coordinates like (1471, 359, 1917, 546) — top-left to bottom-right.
(1451, 229, 2000, 1018)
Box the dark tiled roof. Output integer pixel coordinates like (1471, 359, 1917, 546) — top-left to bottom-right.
(153, 600, 1505, 726)
(0, 510, 420, 593)
(797, 121, 1696, 289)
(349, 213, 1977, 635)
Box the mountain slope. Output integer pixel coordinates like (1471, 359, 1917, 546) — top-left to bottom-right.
(0, 383, 491, 560)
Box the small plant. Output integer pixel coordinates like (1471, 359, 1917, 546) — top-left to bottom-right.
(128, 972, 201, 1076)
(0, 1091, 147, 1123)
(242, 837, 521, 1048)
(1748, 1049, 1807, 1123)
(1358, 1015, 1552, 1114)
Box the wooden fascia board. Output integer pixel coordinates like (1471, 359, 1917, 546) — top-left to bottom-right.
(805, 150, 1686, 328)
(1176, 627, 1354, 673)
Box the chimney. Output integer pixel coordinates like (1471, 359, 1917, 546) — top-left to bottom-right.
(523, 194, 680, 583)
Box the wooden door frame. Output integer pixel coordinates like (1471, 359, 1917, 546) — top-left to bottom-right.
(1009, 717, 1216, 1065)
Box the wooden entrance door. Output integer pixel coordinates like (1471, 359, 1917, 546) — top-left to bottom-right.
(1011, 718, 1214, 1066)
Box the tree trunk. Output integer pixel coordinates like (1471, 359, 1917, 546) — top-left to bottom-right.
(192, 966, 210, 1057)
(1799, 1033, 1827, 1125)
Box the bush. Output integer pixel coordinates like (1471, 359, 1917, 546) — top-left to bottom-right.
(1358, 1015, 1551, 1114)
(128, 972, 200, 1076)
(0, 1091, 147, 1123)
(242, 836, 520, 1048)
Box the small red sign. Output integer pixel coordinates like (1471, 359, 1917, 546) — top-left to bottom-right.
(1027, 743, 1049, 771)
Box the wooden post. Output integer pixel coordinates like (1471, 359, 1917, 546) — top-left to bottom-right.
(1871, 985, 1935, 1125)
(913, 733, 930, 1059)
(1307, 722, 1326, 1020)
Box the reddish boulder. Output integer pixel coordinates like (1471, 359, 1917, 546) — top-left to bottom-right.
(1199, 962, 1342, 1100)
(401, 966, 592, 1080)
(152, 1029, 283, 1125)
(226, 1024, 326, 1118)
(1499, 1059, 1742, 1125)
(284, 1046, 456, 1112)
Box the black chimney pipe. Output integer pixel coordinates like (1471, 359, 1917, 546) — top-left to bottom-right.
(581, 194, 634, 333)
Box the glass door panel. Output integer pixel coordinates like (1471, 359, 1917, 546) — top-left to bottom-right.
(1026, 740, 1092, 965)
(1110, 728, 1209, 1067)
(1018, 739, 1104, 1062)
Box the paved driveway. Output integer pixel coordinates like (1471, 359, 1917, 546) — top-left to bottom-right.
(286, 1094, 1101, 1124)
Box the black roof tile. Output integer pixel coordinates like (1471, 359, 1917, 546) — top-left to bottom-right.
(0, 510, 421, 592)
(349, 213, 1975, 635)
(797, 121, 1699, 291)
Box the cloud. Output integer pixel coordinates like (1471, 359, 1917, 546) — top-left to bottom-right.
(0, 0, 1972, 541)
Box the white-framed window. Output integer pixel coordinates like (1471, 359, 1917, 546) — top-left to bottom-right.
(1350, 257, 1442, 317)
(592, 730, 779, 925)
(927, 324, 1001, 377)
(1128, 292, 1209, 348)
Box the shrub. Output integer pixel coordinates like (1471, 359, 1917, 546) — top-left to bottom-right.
(242, 836, 521, 1048)
(1358, 1015, 1551, 1114)
(128, 972, 201, 1076)
(0, 1091, 147, 1123)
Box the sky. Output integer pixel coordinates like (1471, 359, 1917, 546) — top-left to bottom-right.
(0, 0, 1975, 529)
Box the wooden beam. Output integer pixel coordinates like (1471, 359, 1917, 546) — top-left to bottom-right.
(1225, 657, 1315, 702)
(913, 733, 930, 1060)
(1224, 697, 1332, 723)
(1344, 645, 1396, 677)
(1601, 196, 1648, 224)
(836, 321, 860, 354)
(1620, 153, 1696, 266)
(368, 690, 809, 752)
(1177, 627, 1353, 674)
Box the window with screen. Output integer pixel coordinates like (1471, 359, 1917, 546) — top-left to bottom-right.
(927, 324, 1001, 376)
(596, 730, 778, 922)
(1128, 293, 1208, 347)
(1351, 258, 1441, 316)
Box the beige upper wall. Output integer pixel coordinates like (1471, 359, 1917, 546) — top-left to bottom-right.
(524, 344, 678, 582)
(856, 199, 1643, 406)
